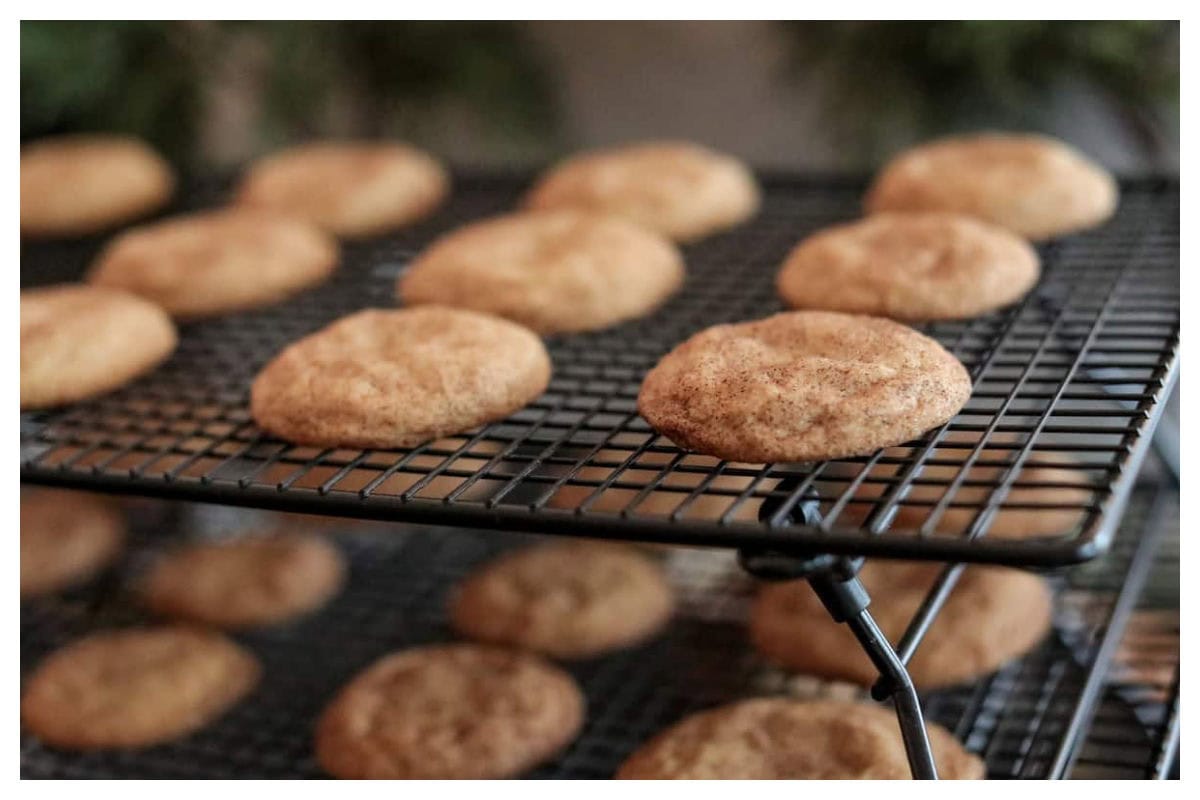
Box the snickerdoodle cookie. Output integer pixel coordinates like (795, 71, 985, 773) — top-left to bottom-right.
(777, 212, 1040, 320)
(141, 533, 346, 629)
(399, 209, 685, 333)
(450, 541, 675, 659)
(615, 698, 984, 779)
(21, 284, 177, 409)
(315, 643, 584, 779)
(637, 311, 972, 463)
(21, 627, 260, 750)
(250, 306, 551, 449)
(864, 133, 1117, 240)
(750, 562, 1053, 689)
(235, 141, 448, 237)
(525, 141, 760, 241)
(88, 209, 338, 319)
(21, 490, 126, 598)
(21, 135, 175, 237)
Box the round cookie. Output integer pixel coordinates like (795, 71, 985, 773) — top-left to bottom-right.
(21, 284, 177, 409)
(141, 533, 346, 629)
(846, 450, 1092, 538)
(776, 212, 1040, 320)
(616, 698, 983, 779)
(21, 626, 260, 750)
(21, 490, 126, 598)
(235, 141, 449, 237)
(525, 141, 760, 242)
(315, 643, 584, 779)
(399, 209, 685, 334)
(88, 209, 338, 319)
(21, 134, 174, 237)
(450, 541, 675, 659)
(864, 133, 1118, 240)
(250, 306, 551, 449)
(750, 562, 1053, 689)
(637, 311, 973, 463)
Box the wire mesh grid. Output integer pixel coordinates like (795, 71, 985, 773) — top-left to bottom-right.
(20, 176, 1179, 566)
(20, 474, 1174, 779)
(1068, 491, 1180, 779)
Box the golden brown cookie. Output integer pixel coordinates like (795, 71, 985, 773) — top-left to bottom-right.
(525, 141, 760, 241)
(315, 643, 584, 779)
(450, 541, 675, 659)
(21, 490, 126, 598)
(615, 698, 983, 779)
(638, 311, 972, 463)
(141, 533, 346, 629)
(88, 209, 338, 319)
(399, 209, 684, 334)
(750, 562, 1053, 689)
(864, 133, 1118, 240)
(235, 141, 449, 237)
(21, 135, 175, 237)
(21, 284, 177, 409)
(21, 627, 260, 750)
(776, 212, 1040, 320)
(250, 306, 551, 449)
(844, 450, 1093, 538)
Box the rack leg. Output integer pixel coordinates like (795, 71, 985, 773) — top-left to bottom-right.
(740, 549, 940, 779)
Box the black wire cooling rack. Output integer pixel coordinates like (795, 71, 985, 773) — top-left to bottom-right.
(20, 175, 1179, 566)
(19, 475, 1176, 779)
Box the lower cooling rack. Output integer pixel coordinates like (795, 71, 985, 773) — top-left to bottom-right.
(20, 479, 1175, 779)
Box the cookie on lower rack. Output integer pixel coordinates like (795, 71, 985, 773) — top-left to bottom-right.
(637, 311, 972, 463)
(235, 141, 449, 237)
(21, 134, 175, 237)
(843, 449, 1093, 539)
(450, 541, 675, 659)
(250, 306, 551, 449)
(399, 209, 685, 333)
(141, 532, 346, 629)
(524, 141, 760, 241)
(615, 698, 984, 779)
(21, 284, 177, 409)
(21, 489, 126, 598)
(776, 212, 1040, 320)
(864, 132, 1118, 240)
(315, 643, 584, 779)
(750, 562, 1053, 689)
(21, 627, 260, 750)
(88, 209, 338, 319)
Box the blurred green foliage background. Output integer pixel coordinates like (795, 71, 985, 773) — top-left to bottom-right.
(20, 21, 1178, 169)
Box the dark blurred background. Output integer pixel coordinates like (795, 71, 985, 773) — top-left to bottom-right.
(20, 20, 1179, 173)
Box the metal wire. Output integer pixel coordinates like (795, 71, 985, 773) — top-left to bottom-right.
(19, 176, 1180, 566)
(19, 476, 1176, 779)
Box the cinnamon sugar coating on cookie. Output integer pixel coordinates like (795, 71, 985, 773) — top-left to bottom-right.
(21, 490, 126, 598)
(250, 306, 551, 449)
(865, 133, 1117, 240)
(21, 284, 177, 409)
(450, 541, 675, 659)
(236, 141, 448, 237)
(89, 208, 338, 319)
(315, 643, 584, 779)
(141, 533, 345, 629)
(616, 698, 983, 779)
(21, 135, 175, 237)
(399, 209, 684, 333)
(21, 627, 260, 750)
(637, 311, 972, 463)
(777, 212, 1039, 320)
(525, 141, 759, 241)
(751, 563, 1053, 689)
